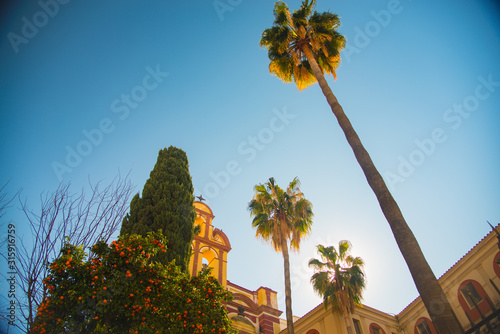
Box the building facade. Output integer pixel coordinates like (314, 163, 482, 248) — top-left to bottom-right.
(189, 201, 500, 333)
(283, 226, 500, 334)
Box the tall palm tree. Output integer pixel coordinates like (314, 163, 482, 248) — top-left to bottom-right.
(248, 177, 313, 334)
(309, 241, 366, 334)
(259, 1, 461, 332)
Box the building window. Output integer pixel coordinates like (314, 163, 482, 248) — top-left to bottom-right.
(461, 282, 483, 308)
(353, 319, 363, 334)
(416, 321, 432, 334)
(493, 251, 500, 278)
(414, 317, 437, 334)
(458, 280, 493, 324)
(305, 330, 319, 334)
(369, 323, 385, 334)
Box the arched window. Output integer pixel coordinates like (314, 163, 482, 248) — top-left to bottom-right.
(305, 330, 319, 334)
(458, 279, 492, 323)
(369, 323, 386, 334)
(493, 251, 500, 278)
(414, 317, 437, 334)
(198, 246, 220, 281)
(229, 314, 257, 334)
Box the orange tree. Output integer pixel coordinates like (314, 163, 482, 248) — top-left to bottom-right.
(30, 231, 236, 334)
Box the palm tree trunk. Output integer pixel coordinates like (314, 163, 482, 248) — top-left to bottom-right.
(281, 231, 295, 334)
(300, 44, 461, 333)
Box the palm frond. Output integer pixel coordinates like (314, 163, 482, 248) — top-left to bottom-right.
(292, 0, 316, 28)
(308, 258, 327, 269)
(310, 270, 330, 294)
(338, 240, 351, 260)
(273, 1, 291, 27)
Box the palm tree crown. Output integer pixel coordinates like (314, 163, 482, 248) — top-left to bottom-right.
(260, 0, 345, 90)
(309, 241, 365, 315)
(249, 177, 313, 251)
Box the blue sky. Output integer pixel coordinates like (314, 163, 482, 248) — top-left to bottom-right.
(1, 0, 500, 331)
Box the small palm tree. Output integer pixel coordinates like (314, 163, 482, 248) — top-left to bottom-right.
(259, 1, 461, 332)
(309, 241, 365, 334)
(249, 177, 313, 334)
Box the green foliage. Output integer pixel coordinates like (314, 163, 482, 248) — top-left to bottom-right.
(120, 146, 196, 272)
(30, 232, 236, 334)
(309, 241, 366, 314)
(260, 0, 345, 90)
(248, 177, 313, 251)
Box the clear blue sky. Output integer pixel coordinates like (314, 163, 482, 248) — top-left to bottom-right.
(1, 0, 500, 331)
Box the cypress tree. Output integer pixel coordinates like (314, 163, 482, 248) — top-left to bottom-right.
(120, 146, 196, 272)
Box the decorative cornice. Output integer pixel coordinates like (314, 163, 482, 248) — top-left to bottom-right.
(193, 234, 231, 253)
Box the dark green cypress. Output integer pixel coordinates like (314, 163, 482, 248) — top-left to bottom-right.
(120, 146, 196, 272)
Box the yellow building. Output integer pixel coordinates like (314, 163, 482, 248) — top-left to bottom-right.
(282, 226, 500, 334)
(189, 201, 500, 333)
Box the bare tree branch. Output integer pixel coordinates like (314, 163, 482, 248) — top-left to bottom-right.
(0, 172, 134, 333)
(0, 180, 19, 224)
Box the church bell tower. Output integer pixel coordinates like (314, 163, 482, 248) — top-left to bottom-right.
(188, 201, 231, 287)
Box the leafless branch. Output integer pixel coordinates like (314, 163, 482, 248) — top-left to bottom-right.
(0, 172, 134, 333)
